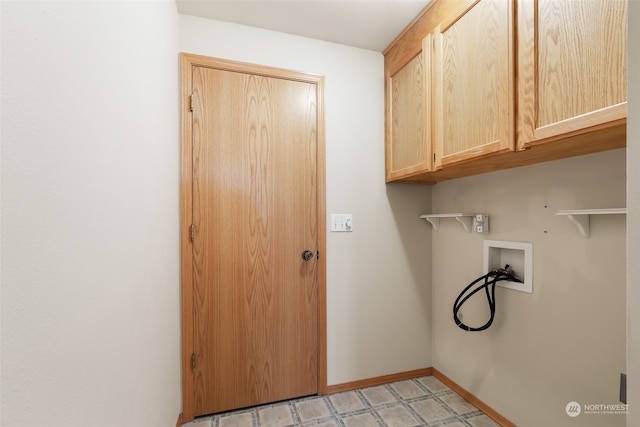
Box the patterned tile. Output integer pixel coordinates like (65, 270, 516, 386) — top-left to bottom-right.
(417, 376, 450, 394)
(185, 375, 505, 427)
(295, 398, 331, 422)
(182, 419, 212, 427)
(342, 412, 381, 427)
(376, 404, 422, 427)
(301, 419, 341, 427)
(300, 418, 344, 427)
(440, 393, 479, 415)
(360, 385, 397, 406)
(410, 397, 452, 422)
(328, 391, 366, 414)
(467, 414, 502, 427)
(390, 380, 429, 400)
(258, 404, 294, 427)
(217, 411, 254, 427)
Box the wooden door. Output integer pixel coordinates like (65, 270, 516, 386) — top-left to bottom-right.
(180, 55, 325, 420)
(432, 0, 514, 169)
(517, 0, 627, 148)
(385, 35, 431, 182)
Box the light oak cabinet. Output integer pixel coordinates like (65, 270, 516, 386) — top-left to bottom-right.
(433, 0, 514, 169)
(383, 0, 626, 184)
(516, 0, 627, 148)
(385, 36, 431, 181)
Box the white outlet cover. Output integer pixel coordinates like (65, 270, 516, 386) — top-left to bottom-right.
(331, 214, 353, 232)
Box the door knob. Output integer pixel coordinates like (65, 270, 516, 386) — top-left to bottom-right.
(301, 250, 315, 261)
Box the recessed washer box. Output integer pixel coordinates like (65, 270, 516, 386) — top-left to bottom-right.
(483, 240, 533, 293)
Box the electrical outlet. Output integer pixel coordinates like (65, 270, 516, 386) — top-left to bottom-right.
(331, 214, 353, 232)
(474, 214, 489, 234)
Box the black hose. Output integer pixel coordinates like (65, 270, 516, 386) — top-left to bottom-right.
(453, 265, 521, 332)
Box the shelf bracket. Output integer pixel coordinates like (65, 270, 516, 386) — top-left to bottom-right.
(420, 213, 474, 233)
(423, 216, 440, 231)
(556, 208, 626, 239)
(564, 213, 590, 238)
(455, 216, 473, 233)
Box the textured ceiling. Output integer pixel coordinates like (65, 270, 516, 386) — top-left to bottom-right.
(175, 0, 432, 52)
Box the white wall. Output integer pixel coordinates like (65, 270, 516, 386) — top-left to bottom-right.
(179, 15, 432, 386)
(627, 1, 639, 424)
(1, 2, 181, 426)
(432, 149, 627, 426)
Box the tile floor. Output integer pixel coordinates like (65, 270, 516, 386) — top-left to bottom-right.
(183, 376, 501, 427)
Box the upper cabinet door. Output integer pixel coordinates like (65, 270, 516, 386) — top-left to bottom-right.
(433, 0, 514, 169)
(517, 0, 627, 149)
(385, 36, 432, 182)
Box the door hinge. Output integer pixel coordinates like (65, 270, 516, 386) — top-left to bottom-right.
(190, 224, 195, 242)
(316, 250, 320, 259)
(191, 353, 196, 371)
(433, 153, 436, 163)
(189, 95, 194, 112)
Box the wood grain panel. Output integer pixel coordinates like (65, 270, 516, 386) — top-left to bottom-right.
(393, 123, 625, 184)
(537, 0, 627, 127)
(434, 0, 513, 167)
(515, 0, 536, 146)
(390, 52, 425, 172)
(386, 41, 431, 181)
(383, 0, 477, 181)
(517, 0, 627, 149)
(324, 368, 433, 395)
(385, 0, 626, 183)
(179, 53, 196, 423)
(384, 0, 477, 78)
(191, 66, 318, 416)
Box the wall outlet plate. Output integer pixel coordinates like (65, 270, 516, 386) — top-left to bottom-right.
(474, 214, 489, 234)
(331, 214, 353, 232)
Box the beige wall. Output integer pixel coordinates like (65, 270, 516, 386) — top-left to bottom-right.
(179, 15, 433, 386)
(432, 149, 626, 426)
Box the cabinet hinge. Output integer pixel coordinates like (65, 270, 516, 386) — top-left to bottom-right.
(189, 95, 194, 112)
(190, 224, 195, 242)
(433, 153, 436, 163)
(191, 353, 196, 371)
